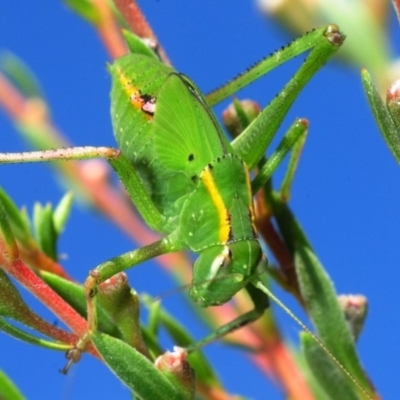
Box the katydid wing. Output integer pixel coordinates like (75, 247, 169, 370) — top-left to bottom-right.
(110, 57, 265, 308)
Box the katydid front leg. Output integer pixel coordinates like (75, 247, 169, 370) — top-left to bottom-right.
(62, 238, 174, 373)
(186, 282, 269, 354)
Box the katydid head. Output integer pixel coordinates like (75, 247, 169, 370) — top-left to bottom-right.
(190, 240, 264, 307)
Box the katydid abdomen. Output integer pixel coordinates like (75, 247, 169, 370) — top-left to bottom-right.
(181, 153, 263, 306)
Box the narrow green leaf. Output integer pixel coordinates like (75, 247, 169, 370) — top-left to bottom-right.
(0, 318, 68, 351)
(65, 0, 102, 25)
(0, 369, 26, 400)
(302, 333, 359, 400)
(270, 192, 312, 255)
(52, 191, 73, 235)
(33, 202, 57, 260)
(91, 332, 190, 400)
(361, 69, 400, 163)
(0, 187, 31, 245)
(289, 344, 332, 400)
(0, 269, 27, 319)
(146, 296, 162, 337)
(295, 245, 373, 395)
(0, 202, 18, 263)
(0, 52, 43, 98)
(122, 30, 159, 59)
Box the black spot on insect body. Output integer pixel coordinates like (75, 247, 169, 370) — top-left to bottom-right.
(140, 93, 153, 103)
(140, 93, 156, 116)
(188, 154, 194, 161)
(208, 163, 213, 170)
(191, 175, 198, 183)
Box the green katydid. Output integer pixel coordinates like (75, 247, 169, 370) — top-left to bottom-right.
(0, 23, 374, 399)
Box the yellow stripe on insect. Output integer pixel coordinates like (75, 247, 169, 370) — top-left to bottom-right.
(200, 166, 230, 243)
(116, 68, 153, 119)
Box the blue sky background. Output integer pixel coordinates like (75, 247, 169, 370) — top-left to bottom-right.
(0, 1, 399, 399)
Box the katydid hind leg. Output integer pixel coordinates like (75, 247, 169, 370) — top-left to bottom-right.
(232, 25, 345, 170)
(206, 26, 343, 107)
(62, 238, 176, 372)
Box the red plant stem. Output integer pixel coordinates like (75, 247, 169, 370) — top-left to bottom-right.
(0, 72, 26, 119)
(20, 242, 71, 280)
(27, 312, 78, 345)
(114, 0, 171, 65)
(93, 0, 127, 59)
(1, 256, 98, 357)
(8, 259, 86, 335)
(255, 191, 303, 304)
(197, 383, 240, 400)
(256, 339, 315, 400)
(394, 0, 400, 22)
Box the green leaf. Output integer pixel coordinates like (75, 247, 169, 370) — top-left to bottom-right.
(0, 52, 43, 98)
(301, 333, 359, 400)
(65, 0, 102, 25)
(40, 271, 119, 338)
(361, 69, 400, 163)
(0, 187, 31, 246)
(122, 30, 159, 59)
(53, 191, 73, 235)
(0, 270, 69, 350)
(0, 317, 68, 351)
(270, 193, 312, 255)
(33, 202, 57, 260)
(91, 332, 191, 400)
(0, 369, 26, 400)
(0, 269, 28, 319)
(295, 245, 373, 396)
(289, 344, 332, 400)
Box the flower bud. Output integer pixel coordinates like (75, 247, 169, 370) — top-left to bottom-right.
(155, 347, 195, 397)
(223, 99, 260, 138)
(338, 294, 368, 341)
